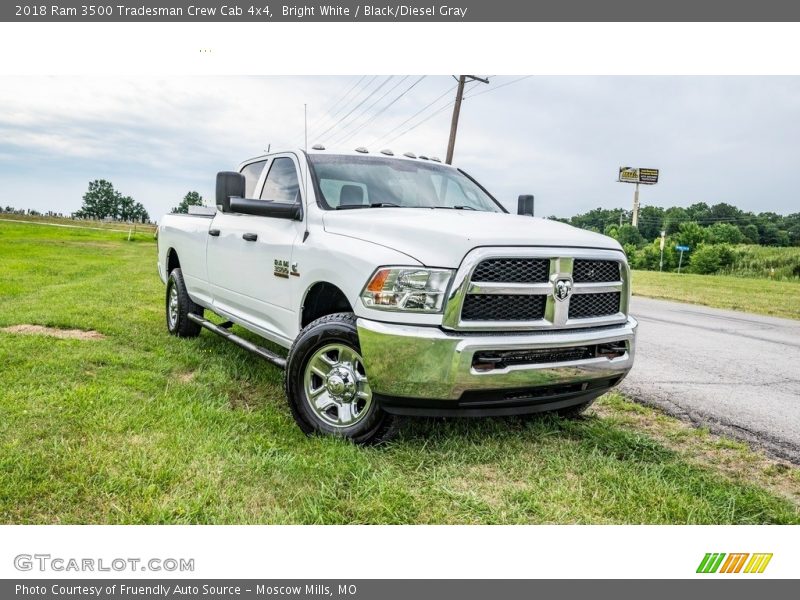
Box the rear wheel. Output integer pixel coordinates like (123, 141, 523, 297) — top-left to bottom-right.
(285, 313, 398, 444)
(165, 268, 203, 338)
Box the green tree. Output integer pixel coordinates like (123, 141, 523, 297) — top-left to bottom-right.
(676, 221, 706, 250)
(636, 205, 665, 241)
(686, 202, 711, 222)
(616, 223, 644, 247)
(689, 244, 735, 275)
(706, 222, 744, 244)
(172, 191, 204, 214)
(75, 179, 121, 219)
(663, 206, 689, 235)
(741, 223, 760, 244)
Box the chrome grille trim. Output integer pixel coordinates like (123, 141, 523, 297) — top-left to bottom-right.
(442, 247, 629, 331)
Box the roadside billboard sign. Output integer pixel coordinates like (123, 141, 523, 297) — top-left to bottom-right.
(618, 167, 659, 185)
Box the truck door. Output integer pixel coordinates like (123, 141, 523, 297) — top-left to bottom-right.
(206, 154, 304, 343)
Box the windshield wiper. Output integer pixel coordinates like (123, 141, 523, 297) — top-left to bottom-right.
(433, 205, 477, 211)
(336, 202, 401, 210)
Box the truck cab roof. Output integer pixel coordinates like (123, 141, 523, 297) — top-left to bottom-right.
(238, 146, 450, 171)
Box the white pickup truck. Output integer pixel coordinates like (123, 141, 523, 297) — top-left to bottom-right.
(157, 147, 637, 443)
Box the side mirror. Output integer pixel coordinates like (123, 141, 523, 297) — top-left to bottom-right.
(216, 171, 245, 212)
(229, 197, 302, 221)
(517, 194, 534, 216)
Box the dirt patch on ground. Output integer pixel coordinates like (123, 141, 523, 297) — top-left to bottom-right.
(177, 371, 196, 383)
(1, 324, 106, 340)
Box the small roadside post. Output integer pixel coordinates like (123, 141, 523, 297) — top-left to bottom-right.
(675, 245, 690, 273)
(659, 230, 666, 271)
(618, 167, 659, 227)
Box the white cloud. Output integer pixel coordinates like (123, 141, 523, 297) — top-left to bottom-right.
(0, 76, 798, 219)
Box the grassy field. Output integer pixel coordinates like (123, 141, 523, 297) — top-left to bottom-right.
(632, 270, 800, 320)
(0, 213, 157, 235)
(723, 244, 800, 280)
(1, 220, 799, 524)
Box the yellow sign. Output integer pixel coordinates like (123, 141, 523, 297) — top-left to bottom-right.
(618, 167, 639, 183)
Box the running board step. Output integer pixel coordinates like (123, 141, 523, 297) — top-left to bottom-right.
(187, 313, 287, 370)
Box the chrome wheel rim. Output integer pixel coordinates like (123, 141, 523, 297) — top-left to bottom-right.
(303, 344, 373, 428)
(168, 285, 179, 329)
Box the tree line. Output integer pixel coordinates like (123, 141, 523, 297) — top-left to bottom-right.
(1, 181, 210, 223)
(552, 202, 800, 277)
(554, 202, 799, 247)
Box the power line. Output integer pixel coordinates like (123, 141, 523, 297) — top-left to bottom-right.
(369, 81, 459, 147)
(334, 76, 429, 146)
(332, 75, 426, 143)
(316, 76, 396, 143)
(307, 75, 379, 141)
(327, 76, 407, 145)
(319, 76, 366, 121)
(304, 76, 367, 141)
(380, 80, 484, 147)
(463, 75, 532, 99)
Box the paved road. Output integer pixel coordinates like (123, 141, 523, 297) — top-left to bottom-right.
(621, 297, 800, 463)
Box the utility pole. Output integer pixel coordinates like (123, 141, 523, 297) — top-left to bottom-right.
(446, 75, 489, 164)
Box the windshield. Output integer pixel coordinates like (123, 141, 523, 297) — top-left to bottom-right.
(308, 154, 505, 212)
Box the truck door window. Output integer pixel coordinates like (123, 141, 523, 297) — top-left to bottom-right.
(260, 157, 301, 203)
(240, 160, 267, 198)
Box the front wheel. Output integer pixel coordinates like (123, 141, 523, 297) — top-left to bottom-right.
(165, 268, 203, 338)
(285, 313, 398, 444)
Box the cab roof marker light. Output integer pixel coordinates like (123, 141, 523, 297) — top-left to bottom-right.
(355, 146, 369, 153)
(311, 143, 325, 150)
(431, 156, 441, 162)
(419, 155, 429, 160)
(403, 152, 417, 159)
(380, 149, 394, 156)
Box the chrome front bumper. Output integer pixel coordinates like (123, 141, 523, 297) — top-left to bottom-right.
(357, 317, 637, 406)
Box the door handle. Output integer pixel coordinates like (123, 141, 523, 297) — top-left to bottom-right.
(242, 233, 258, 242)
(208, 228, 220, 237)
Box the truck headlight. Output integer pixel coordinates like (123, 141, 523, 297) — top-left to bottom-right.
(361, 267, 453, 312)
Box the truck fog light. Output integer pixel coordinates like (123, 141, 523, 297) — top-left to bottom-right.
(361, 267, 453, 313)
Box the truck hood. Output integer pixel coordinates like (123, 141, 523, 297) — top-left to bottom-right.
(322, 208, 623, 267)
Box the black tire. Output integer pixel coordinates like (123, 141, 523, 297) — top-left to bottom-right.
(285, 312, 398, 445)
(166, 268, 203, 338)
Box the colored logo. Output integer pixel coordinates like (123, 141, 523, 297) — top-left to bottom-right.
(696, 553, 773, 574)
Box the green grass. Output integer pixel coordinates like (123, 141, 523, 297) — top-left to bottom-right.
(632, 270, 800, 320)
(1, 220, 799, 524)
(0, 212, 157, 234)
(723, 245, 800, 280)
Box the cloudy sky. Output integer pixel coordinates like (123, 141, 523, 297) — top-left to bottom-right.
(0, 75, 798, 219)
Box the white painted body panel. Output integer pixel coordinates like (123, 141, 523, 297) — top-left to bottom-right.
(322, 209, 622, 268)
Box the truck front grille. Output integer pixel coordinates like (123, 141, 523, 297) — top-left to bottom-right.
(471, 258, 549, 283)
(573, 259, 620, 283)
(462, 294, 546, 321)
(568, 292, 621, 319)
(448, 250, 628, 330)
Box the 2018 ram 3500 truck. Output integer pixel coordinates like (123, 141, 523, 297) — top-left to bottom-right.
(157, 147, 637, 443)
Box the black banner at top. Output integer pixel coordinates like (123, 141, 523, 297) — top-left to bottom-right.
(4, 0, 800, 22)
